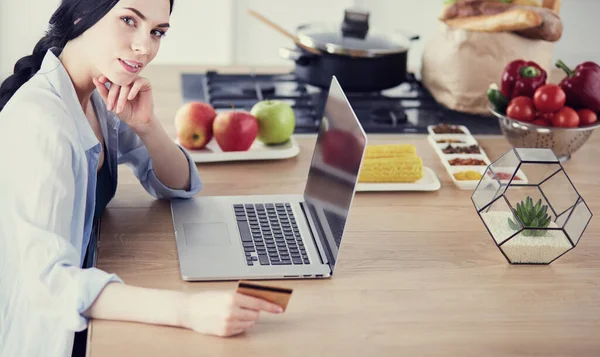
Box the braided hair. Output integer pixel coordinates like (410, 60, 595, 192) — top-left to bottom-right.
(0, 0, 174, 112)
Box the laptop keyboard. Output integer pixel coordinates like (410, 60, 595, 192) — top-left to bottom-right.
(234, 203, 310, 266)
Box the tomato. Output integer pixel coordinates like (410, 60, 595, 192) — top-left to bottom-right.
(577, 109, 598, 126)
(533, 84, 566, 113)
(533, 84, 566, 112)
(535, 111, 555, 121)
(506, 96, 535, 122)
(532, 118, 551, 127)
(552, 107, 580, 128)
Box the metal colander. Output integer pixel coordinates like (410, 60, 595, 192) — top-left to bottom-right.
(490, 107, 600, 162)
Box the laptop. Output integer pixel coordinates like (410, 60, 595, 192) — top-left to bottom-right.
(170, 76, 367, 281)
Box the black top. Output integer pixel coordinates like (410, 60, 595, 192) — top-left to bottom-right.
(82, 144, 115, 269)
(93, 146, 114, 221)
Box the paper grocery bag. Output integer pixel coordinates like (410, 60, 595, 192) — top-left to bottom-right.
(421, 23, 555, 115)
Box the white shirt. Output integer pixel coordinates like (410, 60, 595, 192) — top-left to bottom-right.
(0, 48, 202, 357)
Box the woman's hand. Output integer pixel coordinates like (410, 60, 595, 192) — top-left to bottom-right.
(93, 75, 155, 134)
(181, 291, 284, 337)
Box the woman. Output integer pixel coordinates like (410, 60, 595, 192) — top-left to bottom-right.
(0, 0, 283, 356)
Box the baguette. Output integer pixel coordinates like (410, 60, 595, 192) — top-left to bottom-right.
(440, 0, 563, 41)
(440, 0, 513, 21)
(511, 0, 543, 5)
(444, 8, 542, 32)
(543, 0, 561, 13)
(513, 5, 563, 41)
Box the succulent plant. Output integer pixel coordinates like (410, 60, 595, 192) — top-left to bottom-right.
(508, 196, 552, 237)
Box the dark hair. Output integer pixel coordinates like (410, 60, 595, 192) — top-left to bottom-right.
(0, 0, 174, 111)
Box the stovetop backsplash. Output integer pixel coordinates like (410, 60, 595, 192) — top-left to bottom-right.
(181, 71, 502, 135)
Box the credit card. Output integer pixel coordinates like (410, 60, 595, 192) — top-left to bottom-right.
(236, 280, 293, 311)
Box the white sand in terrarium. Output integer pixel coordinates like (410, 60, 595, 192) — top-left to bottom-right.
(481, 211, 572, 264)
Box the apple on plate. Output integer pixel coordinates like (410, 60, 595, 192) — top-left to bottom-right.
(174, 101, 217, 150)
(213, 110, 259, 151)
(250, 100, 295, 145)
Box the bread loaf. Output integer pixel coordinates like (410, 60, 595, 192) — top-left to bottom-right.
(440, 0, 562, 41)
(513, 5, 563, 41)
(444, 8, 542, 32)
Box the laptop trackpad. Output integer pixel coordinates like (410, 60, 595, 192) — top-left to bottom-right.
(183, 222, 231, 247)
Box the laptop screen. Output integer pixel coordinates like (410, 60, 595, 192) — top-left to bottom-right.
(302, 77, 367, 271)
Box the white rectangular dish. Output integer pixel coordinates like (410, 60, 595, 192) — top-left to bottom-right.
(447, 165, 486, 190)
(427, 124, 472, 137)
(486, 167, 530, 185)
(427, 126, 529, 190)
(428, 135, 489, 158)
(176, 137, 300, 163)
(427, 128, 494, 190)
(442, 154, 492, 169)
(428, 134, 478, 146)
(442, 154, 491, 190)
(356, 167, 441, 192)
(447, 165, 531, 190)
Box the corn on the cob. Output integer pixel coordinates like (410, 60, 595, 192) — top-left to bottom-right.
(364, 144, 417, 159)
(359, 156, 423, 183)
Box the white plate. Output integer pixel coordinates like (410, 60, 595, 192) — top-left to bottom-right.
(356, 167, 441, 192)
(177, 136, 300, 163)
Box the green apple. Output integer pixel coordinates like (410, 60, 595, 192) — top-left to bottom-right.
(250, 100, 295, 145)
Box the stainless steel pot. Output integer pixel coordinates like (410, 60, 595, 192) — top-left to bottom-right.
(280, 8, 419, 92)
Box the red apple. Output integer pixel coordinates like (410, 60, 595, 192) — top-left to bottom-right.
(322, 128, 364, 173)
(213, 110, 259, 151)
(174, 101, 217, 150)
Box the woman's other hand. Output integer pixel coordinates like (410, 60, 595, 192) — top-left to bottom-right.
(182, 291, 284, 337)
(93, 75, 155, 134)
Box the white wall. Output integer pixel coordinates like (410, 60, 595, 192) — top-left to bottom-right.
(1, 0, 599, 80)
(152, 0, 234, 65)
(0, 0, 61, 78)
(230, 0, 355, 65)
(549, 0, 600, 66)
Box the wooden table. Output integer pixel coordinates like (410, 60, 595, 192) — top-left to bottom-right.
(89, 65, 600, 357)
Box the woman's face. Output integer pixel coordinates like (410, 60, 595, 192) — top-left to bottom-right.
(81, 0, 171, 86)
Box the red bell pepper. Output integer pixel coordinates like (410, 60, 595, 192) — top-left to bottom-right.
(556, 60, 600, 113)
(500, 59, 548, 100)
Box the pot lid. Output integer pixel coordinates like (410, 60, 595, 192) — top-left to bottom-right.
(296, 9, 415, 57)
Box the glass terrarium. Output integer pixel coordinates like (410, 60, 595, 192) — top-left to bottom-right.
(472, 148, 593, 264)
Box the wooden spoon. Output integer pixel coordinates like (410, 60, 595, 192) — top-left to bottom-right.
(247, 9, 321, 55)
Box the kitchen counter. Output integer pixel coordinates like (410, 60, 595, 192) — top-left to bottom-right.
(88, 65, 600, 357)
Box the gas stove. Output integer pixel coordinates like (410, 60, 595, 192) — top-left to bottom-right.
(181, 70, 502, 135)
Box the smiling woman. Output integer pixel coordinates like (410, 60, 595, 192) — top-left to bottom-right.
(0, 1, 283, 357)
(0, 0, 172, 111)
